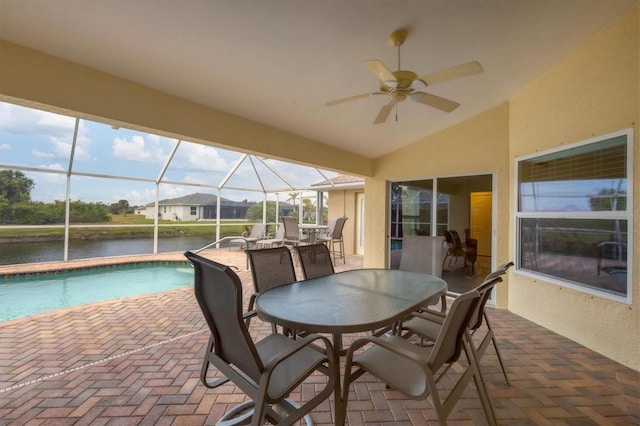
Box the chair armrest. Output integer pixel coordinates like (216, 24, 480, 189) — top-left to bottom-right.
(264, 333, 333, 367)
(260, 334, 336, 399)
(347, 335, 429, 368)
(407, 309, 446, 325)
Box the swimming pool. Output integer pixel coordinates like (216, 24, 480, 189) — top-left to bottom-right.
(0, 263, 194, 322)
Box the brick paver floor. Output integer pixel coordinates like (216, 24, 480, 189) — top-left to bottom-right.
(0, 249, 638, 425)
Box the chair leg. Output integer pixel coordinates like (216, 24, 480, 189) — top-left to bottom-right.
(464, 331, 498, 425)
(201, 335, 229, 388)
(483, 313, 510, 385)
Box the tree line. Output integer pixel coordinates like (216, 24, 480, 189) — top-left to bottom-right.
(0, 170, 133, 225)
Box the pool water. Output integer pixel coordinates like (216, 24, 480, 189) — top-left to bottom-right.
(0, 264, 194, 322)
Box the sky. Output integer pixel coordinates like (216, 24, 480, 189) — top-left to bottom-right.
(0, 101, 339, 206)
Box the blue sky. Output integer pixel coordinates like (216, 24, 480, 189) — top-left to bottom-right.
(0, 101, 338, 205)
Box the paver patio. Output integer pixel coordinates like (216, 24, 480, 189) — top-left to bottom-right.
(0, 249, 637, 425)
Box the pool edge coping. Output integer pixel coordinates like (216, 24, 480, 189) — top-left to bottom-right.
(0, 259, 191, 281)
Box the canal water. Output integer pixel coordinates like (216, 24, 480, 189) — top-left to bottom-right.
(0, 236, 219, 265)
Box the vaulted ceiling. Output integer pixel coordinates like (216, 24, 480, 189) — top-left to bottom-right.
(0, 0, 634, 159)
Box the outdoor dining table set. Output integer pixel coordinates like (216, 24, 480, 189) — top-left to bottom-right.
(185, 247, 511, 426)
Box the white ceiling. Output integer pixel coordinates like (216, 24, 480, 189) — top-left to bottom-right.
(0, 0, 634, 159)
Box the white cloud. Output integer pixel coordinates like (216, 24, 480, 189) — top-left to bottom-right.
(39, 163, 65, 171)
(0, 102, 76, 139)
(173, 143, 229, 171)
(112, 135, 169, 163)
(159, 185, 194, 200)
(33, 164, 66, 183)
(123, 188, 156, 206)
(32, 148, 56, 158)
(113, 135, 151, 161)
(0, 143, 10, 150)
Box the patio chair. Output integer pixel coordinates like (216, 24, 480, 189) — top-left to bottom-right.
(400, 262, 514, 385)
(282, 217, 309, 247)
(184, 251, 336, 426)
(341, 289, 497, 425)
(245, 246, 297, 333)
(442, 230, 475, 273)
(228, 223, 266, 251)
(255, 225, 285, 248)
(398, 235, 448, 312)
(294, 243, 335, 280)
(317, 216, 347, 263)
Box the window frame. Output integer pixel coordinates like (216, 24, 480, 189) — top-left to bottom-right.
(514, 128, 634, 304)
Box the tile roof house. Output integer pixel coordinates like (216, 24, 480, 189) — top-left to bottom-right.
(144, 193, 255, 221)
(145, 193, 296, 221)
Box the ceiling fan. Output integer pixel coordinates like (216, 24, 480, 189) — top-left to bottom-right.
(326, 29, 483, 124)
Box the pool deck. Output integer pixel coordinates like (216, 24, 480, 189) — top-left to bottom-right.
(0, 249, 638, 425)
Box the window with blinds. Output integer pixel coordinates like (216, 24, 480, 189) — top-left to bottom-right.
(515, 129, 632, 302)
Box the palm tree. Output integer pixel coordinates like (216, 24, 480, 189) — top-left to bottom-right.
(287, 192, 299, 216)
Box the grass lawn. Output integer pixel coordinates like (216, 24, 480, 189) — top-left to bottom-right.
(0, 215, 250, 240)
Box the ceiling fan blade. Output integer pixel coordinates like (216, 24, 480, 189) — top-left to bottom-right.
(362, 60, 397, 84)
(419, 61, 483, 86)
(374, 101, 395, 124)
(325, 92, 385, 106)
(410, 92, 460, 112)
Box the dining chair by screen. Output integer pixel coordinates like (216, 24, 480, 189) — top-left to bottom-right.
(184, 251, 335, 425)
(341, 288, 497, 425)
(244, 247, 298, 333)
(294, 243, 335, 280)
(318, 216, 348, 263)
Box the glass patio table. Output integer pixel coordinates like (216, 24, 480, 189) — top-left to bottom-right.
(255, 268, 447, 425)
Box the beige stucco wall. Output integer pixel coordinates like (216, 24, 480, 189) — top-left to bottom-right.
(0, 40, 373, 178)
(326, 189, 361, 256)
(365, 104, 512, 309)
(367, 3, 639, 370)
(508, 4, 639, 371)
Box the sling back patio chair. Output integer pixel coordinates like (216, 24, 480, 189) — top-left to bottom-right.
(442, 230, 476, 274)
(245, 246, 297, 332)
(341, 289, 497, 426)
(398, 235, 448, 312)
(400, 261, 514, 385)
(294, 243, 335, 280)
(184, 251, 336, 426)
(255, 225, 285, 248)
(282, 216, 309, 247)
(228, 223, 266, 250)
(317, 217, 347, 263)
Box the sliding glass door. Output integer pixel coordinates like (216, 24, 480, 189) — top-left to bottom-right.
(389, 174, 493, 278)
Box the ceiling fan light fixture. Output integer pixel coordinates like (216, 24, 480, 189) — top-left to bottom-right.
(411, 79, 427, 89)
(384, 80, 399, 88)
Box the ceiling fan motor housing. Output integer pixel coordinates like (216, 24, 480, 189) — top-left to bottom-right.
(380, 70, 418, 100)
